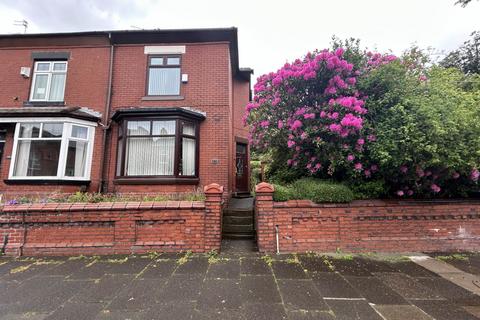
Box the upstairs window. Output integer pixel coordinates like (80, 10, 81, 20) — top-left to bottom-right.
(30, 61, 68, 102)
(147, 55, 181, 96)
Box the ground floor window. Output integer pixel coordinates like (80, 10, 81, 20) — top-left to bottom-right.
(0, 129, 5, 168)
(9, 121, 95, 180)
(116, 117, 198, 179)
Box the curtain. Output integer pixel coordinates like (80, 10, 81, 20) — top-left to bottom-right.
(148, 68, 180, 95)
(32, 74, 48, 100)
(126, 137, 175, 175)
(65, 140, 87, 177)
(49, 74, 66, 101)
(14, 140, 31, 176)
(182, 138, 195, 176)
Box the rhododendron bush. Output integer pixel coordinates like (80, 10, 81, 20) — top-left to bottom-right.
(245, 42, 480, 198)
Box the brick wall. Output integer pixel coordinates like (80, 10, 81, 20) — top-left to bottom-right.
(255, 182, 480, 253)
(0, 183, 223, 256)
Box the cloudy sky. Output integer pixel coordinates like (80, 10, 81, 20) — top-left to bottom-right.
(0, 0, 479, 77)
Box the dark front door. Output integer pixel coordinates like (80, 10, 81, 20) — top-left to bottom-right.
(235, 143, 249, 192)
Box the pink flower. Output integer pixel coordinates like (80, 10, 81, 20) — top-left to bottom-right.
(315, 163, 321, 169)
(329, 124, 342, 133)
(370, 164, 378, 172)
(397, 190, 404, 196)
(407, 190, 414, 196)
(431, 184, 441, 193)
(287, 159, 292, 166)
(347, 154, 355, 162)
(303, 113, 315, 119)
(357, 138, 365, 145)
(400, 166, 408, 174)
(367, 134, 376, 142)
(260, 120, 270, 128)
(354, 163, 363, 171)
(290, 120, 303, 130)
(277, 120, 283, 129)
(471, 169, 480, 182)
(287, 140, 296, 148)
(334, 47, 344, 57)
(364, 169, 371, 177)
(452, 172, 460, 179)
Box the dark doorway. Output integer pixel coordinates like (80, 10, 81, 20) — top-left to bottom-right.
(235, 143, 249, 192)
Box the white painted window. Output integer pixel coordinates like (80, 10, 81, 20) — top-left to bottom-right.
(30, 61, 68, 102)
(9, 120, 95, 180)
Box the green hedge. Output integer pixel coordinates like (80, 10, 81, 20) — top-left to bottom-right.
(273, 178, 354, 203)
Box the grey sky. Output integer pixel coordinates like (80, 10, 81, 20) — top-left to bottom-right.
(0, 0, 479, 77)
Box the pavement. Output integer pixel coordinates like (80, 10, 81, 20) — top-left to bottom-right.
(0, 242, 480, 319)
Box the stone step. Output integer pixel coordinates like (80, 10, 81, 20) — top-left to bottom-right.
(223, 215, 253, 225)
(222, 233, 255, 240)
(223, 208, 254, 217)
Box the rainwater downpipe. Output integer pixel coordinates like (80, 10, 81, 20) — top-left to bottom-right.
(275, 224, 280, 254)
(98, 32, 114, 193)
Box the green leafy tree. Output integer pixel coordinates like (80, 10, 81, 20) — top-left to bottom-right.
(441, 31, 480, 74)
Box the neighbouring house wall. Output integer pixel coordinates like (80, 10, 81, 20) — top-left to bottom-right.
(0, 45, 111, 194)
(0, 183, 223, 256)
(106, 43, 234, 195)
(255, 183, 480, 253)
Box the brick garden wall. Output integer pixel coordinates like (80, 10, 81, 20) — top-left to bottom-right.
(255, 183, 480, 253)
(0, 184, 223, 256)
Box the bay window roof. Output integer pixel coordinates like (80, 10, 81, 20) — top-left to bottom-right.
(0, 106, 102, 123)
(111, 107, 206, 122)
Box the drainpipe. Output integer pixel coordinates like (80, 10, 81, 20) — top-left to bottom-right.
(98, 32, 114, 193)
(275, 225, 280, 255)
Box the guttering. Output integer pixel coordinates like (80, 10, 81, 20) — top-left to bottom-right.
(98, 32, 114, 193)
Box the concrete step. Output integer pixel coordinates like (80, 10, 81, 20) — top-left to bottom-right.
(222, 224, 254, 233)
(223, 216, 253, 225)
(222, 233, 255, 240)
(223, 208, 254, 217)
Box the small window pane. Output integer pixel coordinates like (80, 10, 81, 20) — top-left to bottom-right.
(166, 57, 180, 65)
(13, 140, 61, 176)
(36, 62, 50, 71)
(182, 123, 195, 136)
(150, 57, 163, 65)
(116, 137, 123, 176)
(49, 74, 66, 101)
(32, 74, 49, 100)
(181, 137, 196, 176)
(65, 140, 87, 177)
(152, 121, 176, 135)
(127, 121, 151, 136)
(53, 62, 67, 71)
(148, 68, 180, 95)
(125, 136, 175, 176)
(42, 123, 63, 138)
(71, 125, 88, 139)
(0, 130, 6, 141)
(19, 123, 40, 138)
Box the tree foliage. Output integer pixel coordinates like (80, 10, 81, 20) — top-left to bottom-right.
(441, 31, 480, 74)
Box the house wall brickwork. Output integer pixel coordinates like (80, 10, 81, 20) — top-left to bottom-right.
(255, 182, 480, 253)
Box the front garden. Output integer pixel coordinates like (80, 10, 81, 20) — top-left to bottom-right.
(246, 35, 480, 203)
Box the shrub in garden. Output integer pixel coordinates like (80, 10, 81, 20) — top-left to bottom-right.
(273, 178, 354, 203)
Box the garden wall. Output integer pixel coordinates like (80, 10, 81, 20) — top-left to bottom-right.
(0, 184, 223, 256)
(255, 182, 480, 253)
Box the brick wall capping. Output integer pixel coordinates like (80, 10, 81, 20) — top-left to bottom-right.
(0, 200, 205, 213)
(255, 182, 274, 193)
(204, 183, 224, 194)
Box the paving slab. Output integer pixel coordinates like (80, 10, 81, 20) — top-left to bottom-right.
(174, 257, 209, 275)
(206, 259, 241, 279)
(372, 304, 434, 320)
(277, 279, 327, 311)
(240, 275, 282, 304)
(67, 261, 114, 280)
(0, 260, 32, 275)
(356, 258, 400, 273)
(44, 302, 103, 320)
(71, 274, 134, 303)
(197, 279, 242, 311)
(157, 274, 204, 303)
(345, 276, 409, 305)
(0, 312, 49, 320)
(311, 272, 363, 298)
(94, 309, 148, 320)
(242, 303, 288, 320)
(412, 299, 479, 320)
(439, 257, 480, 275)
(100, 258, 151, 275)
(40, 260, 89, 277)
(1, 263, 54, 282)
(271, 260, 309, 279)
(417, 277, 480, 306)
(326, 299, 384, 320)
(463, 306, 480, 318)
(287, 310, 335, 320)
(240, 257, 271, 275)
(298, 255, 335, 273)
(107, 278, 166, 310)
(143, 301, 203, 320)
(374, 272, 443, 300)
(138, 260, 177, 278)
(328, 259, 373, 276)
(391, 261, 440, 277)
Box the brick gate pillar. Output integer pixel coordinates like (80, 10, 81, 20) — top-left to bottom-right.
(255, 182, 276, 253)
(204, 183, 224, 252)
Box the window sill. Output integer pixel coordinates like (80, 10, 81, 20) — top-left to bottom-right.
(23, 101, 66, 107)
(141, 96, 184, 101)
(4, 179, 90, 185)
(113, 177, 199, 185)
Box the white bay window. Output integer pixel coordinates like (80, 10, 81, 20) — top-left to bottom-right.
(9, 121, 95, 180)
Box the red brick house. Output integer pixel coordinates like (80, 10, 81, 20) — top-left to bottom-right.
(0, 28, 252, 199)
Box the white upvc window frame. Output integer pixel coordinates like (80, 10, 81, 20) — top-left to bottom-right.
(8, 118, 96, 181)
(29, 61, 68, 102)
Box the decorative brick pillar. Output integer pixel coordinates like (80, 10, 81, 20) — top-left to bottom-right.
(204, 183, 224, 252)
(255, 182, 276, 252)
